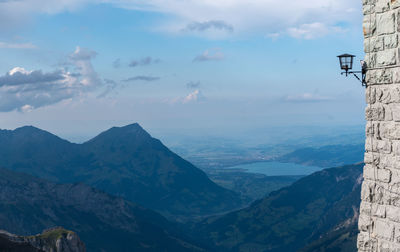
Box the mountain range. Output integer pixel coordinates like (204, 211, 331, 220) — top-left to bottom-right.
(275, 144, 364, 168)
(0, 124, 365, 252)
(0, 124, 242, 220)
(0, 167, 206, 252)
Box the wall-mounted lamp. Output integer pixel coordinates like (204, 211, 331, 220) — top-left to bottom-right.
(337, 54, 367, 88)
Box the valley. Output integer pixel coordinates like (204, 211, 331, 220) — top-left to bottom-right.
(0, 123, 365, 251)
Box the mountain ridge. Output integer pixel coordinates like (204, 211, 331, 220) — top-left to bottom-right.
(0, 123, 242, 220)
(194, 163, 363, 252)
(0, 167, 207, 252)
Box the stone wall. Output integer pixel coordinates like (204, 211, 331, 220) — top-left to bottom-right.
(358, 0, 400, 251)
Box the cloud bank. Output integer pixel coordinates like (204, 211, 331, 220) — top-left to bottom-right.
(0, 41, 36, 49)
(0, 46, 103, 112)
(129, 57, 160, 68)
(0, 0, 361, 39)
(183, 20, 234, 33)
(122, 75, 160, 82)
(283, 92, 332, 103)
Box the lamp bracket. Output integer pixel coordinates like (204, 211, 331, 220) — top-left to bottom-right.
(340, 68, 367, 88)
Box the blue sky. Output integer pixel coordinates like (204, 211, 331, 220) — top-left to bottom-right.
(0, 0, 365, 140)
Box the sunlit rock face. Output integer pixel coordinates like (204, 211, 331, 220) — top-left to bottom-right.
(0, 227, 86, 252)
(358, 0, 400, 250)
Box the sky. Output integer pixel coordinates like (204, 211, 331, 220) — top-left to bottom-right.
(0, 0, 366, 141)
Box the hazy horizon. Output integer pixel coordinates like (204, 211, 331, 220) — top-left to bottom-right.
(0, 0, 365, 138)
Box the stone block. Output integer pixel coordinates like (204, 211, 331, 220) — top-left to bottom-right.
(366, 121, 381, 139)
(377, 0, 391, 12)
(381, 122, 400, 139)
(361, 201, 373, 216)
(391, 104, 400, 121)
(391, 193, 400, 207)
(389, 183, 400, 194)
(364, 14, 377, 37)
(378, 168, 392, 182)
(393, 224, 400, 244)
(385, 34, 399, 48)
(367, 87, 377, 104)
(393, 69, 400, 84)
(366, 138, 373, 152)
(361, 180, 390, 204)
(375, 139, 392, 153)
(358, 231, 378, 251)
(373, 203, 387, 217)
(367, 52, 378, 68)
(364, 164, 377, 180)
(361, 180, 376, 202)
(390, 168, 400, 183)
(377, 49, 397, 66)
(359, 213, 374, 232)
(387, 205, 400, 222)
(376, 87, 390, 103)
(365, 36, 384, 52)
(393, 141, 400, 155)
(378, 240, 400, 251)
(392, 0, 400, 9)
(379, 153, 400, 169)
(377, 11, 395, 35)
(365, 4, 376, 15)
(365, 152, 381, 165)
(366, 104, 386, 121)
(367, 69, 393, 85)
(374, 219, 394, 241)
(385, 104, 394, 120)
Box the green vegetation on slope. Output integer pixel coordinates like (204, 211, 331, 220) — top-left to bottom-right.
(194, 164, 363, 252)
(207, 169, 302, 202)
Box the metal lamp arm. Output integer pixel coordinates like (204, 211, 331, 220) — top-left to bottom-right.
(340, 70, 367, 88)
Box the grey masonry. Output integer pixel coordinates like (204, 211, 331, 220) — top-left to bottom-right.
(358, 0, 400, 251)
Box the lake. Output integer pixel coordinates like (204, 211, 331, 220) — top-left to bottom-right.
(228, 161, 323, 176)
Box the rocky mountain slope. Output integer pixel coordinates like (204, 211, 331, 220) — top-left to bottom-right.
(0, 227, 85, 252)
(0, 167, 206, 252)
(0, 233, 40, 252)
(194, 164, 363, 252)
(0, 124, 241, 219)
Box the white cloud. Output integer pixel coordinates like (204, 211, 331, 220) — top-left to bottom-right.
(167, 89, 206, 104)
(69, 46, 101, 88)
(109, 0, 360, 38)
(283, 92, 332, 103)
(0, 41, 36, 49)
(183, 89, 205, 103)
(0, 46, 104, 112)
(193, 49, 224, 62)
(0, 0, 361, 39)
(184, 20, 233, 32)
(20, 104, 34, 113)
(287, 22, 346, 39)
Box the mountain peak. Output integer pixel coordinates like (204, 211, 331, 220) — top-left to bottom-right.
(86, 123, 151, 144)
(14, 125, 42, 133)
(113, 123, 145, 133)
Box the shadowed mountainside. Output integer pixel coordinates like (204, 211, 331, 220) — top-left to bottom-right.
(194, 164, 363, 252)
(0, 124, 242, 219)
(0, 167, 207, 252)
